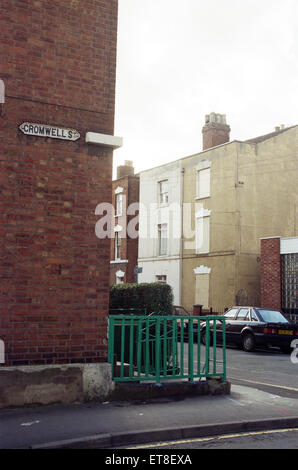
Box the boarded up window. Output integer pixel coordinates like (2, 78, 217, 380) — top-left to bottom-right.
(195, 273, 210, 308)
(195, 216, 210, 254)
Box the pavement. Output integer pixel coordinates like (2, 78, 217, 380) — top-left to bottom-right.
(1, 381, 298, 449)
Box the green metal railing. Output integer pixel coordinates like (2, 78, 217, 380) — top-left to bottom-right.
(108, 315, 226, 383)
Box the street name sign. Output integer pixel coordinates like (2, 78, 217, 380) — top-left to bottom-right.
(19, 122, 80, 141)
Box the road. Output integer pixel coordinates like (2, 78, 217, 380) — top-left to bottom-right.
(128, 428, 298, 449)
(226, 345, 298, 397)
(183, 342, 298, 398)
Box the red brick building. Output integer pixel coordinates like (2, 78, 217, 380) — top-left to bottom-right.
(110, 161, 140, 284)
(0, 0, 120, 367)
(261, 237, 298, 314)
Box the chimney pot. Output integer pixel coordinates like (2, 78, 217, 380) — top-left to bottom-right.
(117, 161, 135, 179)
(202, 112, 230, 151)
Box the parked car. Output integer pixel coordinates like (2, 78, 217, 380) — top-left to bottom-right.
(173, 305, 199, 340)
(200, 306, 298, 353)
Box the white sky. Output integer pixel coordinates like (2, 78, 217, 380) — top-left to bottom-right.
(114, 0, 298, 175)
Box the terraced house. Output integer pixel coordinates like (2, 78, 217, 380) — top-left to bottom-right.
(138, 113, 298, 314)
(110, 161, 139, 285)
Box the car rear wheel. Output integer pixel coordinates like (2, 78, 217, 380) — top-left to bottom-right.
(242, 332, 255, 352)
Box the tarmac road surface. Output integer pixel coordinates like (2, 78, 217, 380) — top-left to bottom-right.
(126, 428, 298, 449)
(184, 342, 298, 398)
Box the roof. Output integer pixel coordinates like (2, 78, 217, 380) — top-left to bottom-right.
(244, 125, 297, 144)
(138, 124, 297, 175)
(112, 173, 140, 183)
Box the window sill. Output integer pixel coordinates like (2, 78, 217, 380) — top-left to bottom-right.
(110, 259, 128, 264)
(195, 195, 210, 200)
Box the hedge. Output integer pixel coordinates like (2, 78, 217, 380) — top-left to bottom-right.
(109, 282, 174, 316)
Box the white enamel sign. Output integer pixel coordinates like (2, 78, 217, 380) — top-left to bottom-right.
(19, 122, 80, 141)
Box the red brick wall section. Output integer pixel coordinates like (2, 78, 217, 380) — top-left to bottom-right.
(0, 0, 118, 366)
(127, 175, 140, 283)
(260, 238, 282, 310)
(110, 175, 139, 284)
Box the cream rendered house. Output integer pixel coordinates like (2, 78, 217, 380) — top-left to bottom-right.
(182, 115, 298, 312)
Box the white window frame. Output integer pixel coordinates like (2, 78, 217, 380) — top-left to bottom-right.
(156, 275, 167, 284)
(115, 186, 124, 195)
(158, 180, 169, 205)
(115, 193, 123, 216)
(116, 270, 125, 284)
(158, 223, 168, 256)
(114, 226, 122, 260)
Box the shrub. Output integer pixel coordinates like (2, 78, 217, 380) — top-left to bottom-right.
(109, 282, 174, 316)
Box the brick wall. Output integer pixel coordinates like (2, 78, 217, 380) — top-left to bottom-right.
(260, 237, 282, 310)
(0, 0, 118, 365)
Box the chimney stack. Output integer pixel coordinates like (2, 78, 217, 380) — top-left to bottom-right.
(117, 160, 135, 179)
(202, 112, 230, 151)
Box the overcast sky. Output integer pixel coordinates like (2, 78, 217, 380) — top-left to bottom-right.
(113, 0, 298, 175)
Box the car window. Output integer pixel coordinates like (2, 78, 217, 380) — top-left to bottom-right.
(224, 308, 238, 319)
(236, 308, 249, 320)
(256, 309, 289, 323)
(173, 306, 190, 316)
(250, 310, 259, 322)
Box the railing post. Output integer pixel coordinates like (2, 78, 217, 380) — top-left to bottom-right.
(108, 316, 115, 379)
(120, 317, 125, 379)
(155, 317, 161, 384)
(213, 318, 217, 375)
(137, 318, 142, 377)
(197, 318, 201, 377)
(172, 317, 176, 376)
(129, 317, 134, 378)
(222, 316, 227, 381)
(205, 319, 210, 376)
(188, 318, 194, 382)
(163, 318, 168, 377)
(180, 318, 184, 377)
(145, 317, 150, 376)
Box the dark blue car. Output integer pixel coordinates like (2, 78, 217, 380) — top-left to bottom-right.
(201, 307, 298, 353)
